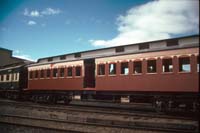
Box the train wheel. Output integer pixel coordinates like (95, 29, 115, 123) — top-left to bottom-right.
(64, 97, 71, 104)
(154, 100, 166, 112)
(48, 96, 57, 104)
(30, 95, 37, 103)
(168, 100, 173, 110)
(192, 102, 199, 112)
(13, 93, 18, 100)
(64, 99, 70, 104)
(155, 100, 162, 112)
(46, 95, 51, 103)
(34, 95, 38, 103)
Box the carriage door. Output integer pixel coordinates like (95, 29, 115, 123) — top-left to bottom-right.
(84, 59, 95, 88)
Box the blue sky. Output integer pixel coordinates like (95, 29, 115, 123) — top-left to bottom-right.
(0, 0, 199, 61)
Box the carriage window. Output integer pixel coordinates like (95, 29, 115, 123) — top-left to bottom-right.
(121, 62, 129, 75)
(6, 74, 10, 81)
(40, 70, 44, 78)
(109, 63, 116, 75)
(75, 66, 81, 76)
(133, 61, 142, 74)
(179, 57, 190, 72)
(67, 67, 72, 77)
(60, 55, 66, 60)
(197, 56, 199, 72)
(46, 69, 51, 78)
(162, 58, 173, 72)
(35, 71, 38, 78)
(60, 68, 65, 77)
(29, 71, 33, 79)
(98, 64, 105, 75)
(1, 75, 4, 81)
(139, 43, 149, 50)
(53, 68, 58, 77)
(147, 60, 157, 73)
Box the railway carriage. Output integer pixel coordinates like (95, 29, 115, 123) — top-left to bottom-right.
(27, 35, 199, 110)
(0, 62, 29, 99)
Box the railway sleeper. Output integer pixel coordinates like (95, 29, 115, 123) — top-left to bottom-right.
(86, 118, 197, 131)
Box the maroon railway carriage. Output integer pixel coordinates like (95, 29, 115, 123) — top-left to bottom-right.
(27, 35, 199, 110)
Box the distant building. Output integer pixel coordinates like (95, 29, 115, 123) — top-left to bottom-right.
(0, 47, 33, 68)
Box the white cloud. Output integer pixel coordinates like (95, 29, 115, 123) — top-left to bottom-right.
(13, 50, 20, 54)
(30, 10, 40, 17)
(27, 20, 36, 25)
(23, 8, 61, 17)
(89, 39, 108, 46)
(14, 55, 35, 61)
(90, 0, 199, 47)
(13, 50, 35, 61)
(24, 8, 41, 17)
(23, 8, 29, 16)
(41, 8, 61, 15)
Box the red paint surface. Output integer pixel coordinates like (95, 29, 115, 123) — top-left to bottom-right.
(95, 73, 199, 92)
(28, 78, 83, 90)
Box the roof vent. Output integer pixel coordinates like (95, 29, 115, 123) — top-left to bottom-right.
(47, 57, 53, 62)
(167, 39, 178, 47)
(115, 46, 125, 53)
(74, 53, 81, 58)
(60, 55, 66, 60)
(139, 43, 149, 50)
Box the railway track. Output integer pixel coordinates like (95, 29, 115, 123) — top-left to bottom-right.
(0, 98, 197, 121)
(0, 98, 198, 133)
(0, 113, 198, 133)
